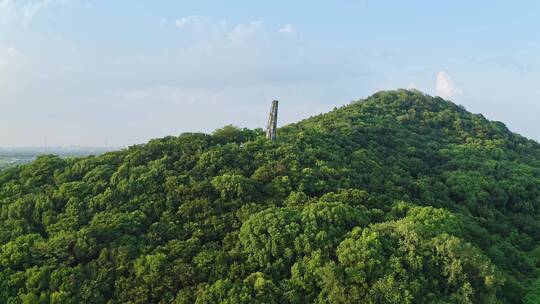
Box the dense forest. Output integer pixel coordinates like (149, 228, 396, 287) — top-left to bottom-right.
(2, 90, 540, 303)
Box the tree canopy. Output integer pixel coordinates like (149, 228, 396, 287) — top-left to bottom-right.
(1, 90, 540, 303)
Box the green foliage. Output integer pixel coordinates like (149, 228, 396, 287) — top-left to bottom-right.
(1, 90, 540, 303)
(523, 277, 540, 304)
(239, 207, 302, 272)
(336, 218, 499, 304)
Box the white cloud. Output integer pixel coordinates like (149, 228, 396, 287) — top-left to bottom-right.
(5, 46, 20, 56)
(1, 46, 25, 67)
(173, 16, 262, 42)
(278, 24, 295, 34)
(0, 0, 20, 26)
(436, 70, 462, 99)
(0, 0, 16, 14)
(227, 21, 262, 42)
(175, 15, 208, 28)
(0, 0, 67, 27)
(174, 15, 231, 36)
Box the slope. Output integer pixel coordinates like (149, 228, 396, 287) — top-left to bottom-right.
(1, 89, 540, 303)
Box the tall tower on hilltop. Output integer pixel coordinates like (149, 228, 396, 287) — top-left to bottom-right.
(266, 100, 278, 142)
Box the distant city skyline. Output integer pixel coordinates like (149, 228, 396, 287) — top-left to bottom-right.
(1, 0, 539, 147)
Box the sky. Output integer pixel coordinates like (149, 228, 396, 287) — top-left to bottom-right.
(0, 0, 539, 147)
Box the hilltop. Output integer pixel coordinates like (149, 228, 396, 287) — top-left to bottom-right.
(1, 90, 540, 303)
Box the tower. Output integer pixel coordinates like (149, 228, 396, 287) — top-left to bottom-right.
(266, 100, 278, 142)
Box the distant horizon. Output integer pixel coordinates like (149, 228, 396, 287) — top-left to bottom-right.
(0, 145, 121, 151)
(2, 87, 540, 150)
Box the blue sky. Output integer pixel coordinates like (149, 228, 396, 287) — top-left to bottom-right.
(0, 0, 539, 147)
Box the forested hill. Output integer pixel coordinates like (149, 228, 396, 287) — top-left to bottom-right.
(2, 89, 540, 303)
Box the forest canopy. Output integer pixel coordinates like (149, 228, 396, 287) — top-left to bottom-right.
(1, 90, 540, 303)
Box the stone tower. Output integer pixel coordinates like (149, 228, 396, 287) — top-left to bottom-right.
(266, 100, 278, 142)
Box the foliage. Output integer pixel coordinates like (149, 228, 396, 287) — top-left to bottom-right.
(1, 90, 540, 303)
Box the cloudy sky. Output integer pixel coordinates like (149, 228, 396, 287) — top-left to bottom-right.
(1, 0, 539, 147)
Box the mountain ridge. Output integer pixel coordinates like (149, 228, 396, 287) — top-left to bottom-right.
(1, 89, 540, 303)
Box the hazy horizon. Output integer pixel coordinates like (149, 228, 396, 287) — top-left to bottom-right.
(1, 88, 539, 150)
(1, 1, 539, 147)
(0, 145, 118, 150)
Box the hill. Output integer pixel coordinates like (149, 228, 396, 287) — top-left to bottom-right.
(1, 89, 540, 303)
